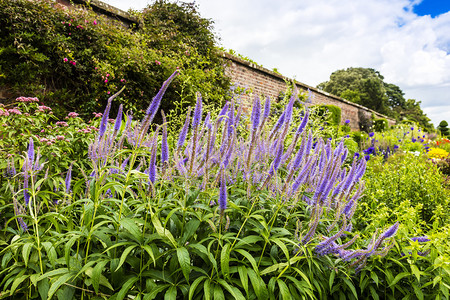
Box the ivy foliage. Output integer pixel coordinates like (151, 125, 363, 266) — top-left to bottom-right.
(0, 0, 230, 120)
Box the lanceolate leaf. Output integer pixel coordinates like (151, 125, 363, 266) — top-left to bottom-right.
(176, 247, 191, 282)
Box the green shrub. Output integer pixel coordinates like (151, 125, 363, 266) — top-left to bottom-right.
(314, 104, 341, 126)
(0, 0, 230, 120)
(438, 120, 450, 137)
(356, 153, 450, 227)
(373, 118, 388, 132)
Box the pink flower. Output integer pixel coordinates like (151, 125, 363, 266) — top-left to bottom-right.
(63, 58, 68, 62)
(56, 135, 65, 141)
(106, 74, 110, 77)
(71, 61, 76, 66)
(120, 79, 126, 82)
(107, 91, 110, 94)
(104, 79, 108, 83)
(40, 129, 45, 133)
(93, 20, 97, 25)
(155, 60, 161, 65)
(68, 112, 79, 118)
(56, 121, 69, 127)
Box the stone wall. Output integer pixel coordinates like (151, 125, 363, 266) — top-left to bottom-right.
(222, 52, 396, 130)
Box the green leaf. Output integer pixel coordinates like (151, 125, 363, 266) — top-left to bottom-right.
(247, 268, 268, 299)
(234, 249, 258, 273)
(291, 267, 312, 289)
(411, 264, 421, 282)
(271, 238, 290, 261)
(433, 275, 442, 287)
(329, 269, 336, 290)
(116, 276, 139, 300)
(238, 266, 248, 296)
(371, 271, 379, 287)
(176, 247, 191, 282)
(188, 276, 206, 300)
(164, 286, 177, 300)
(181, 219, 200, 244)
(42, 242, 57, 268)
(276, 279, 292, 300)
(388, 272, 410, 288)
(92, 260, 111, 293)
(217, 279, 246, 300)
(10, 273, 28, 296)
(115, 245, 138, 272)
(142, 245, 156, 267)
(47, 273, 74, 300)
(143, 284, 171, 300)
(151, 213, 177, 248)
(213, 284, 225, 300)
(220, 243, 231, 279)
(204, 280, 211, 300)
(22, 242, 33, 267)
(38, 278, 49, 300)
(120, 218, 142, 244)
(343, 278, 357, 299)
(369, 286, 379, 300)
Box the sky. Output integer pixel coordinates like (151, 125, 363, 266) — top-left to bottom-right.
(102, 0, 450, 127)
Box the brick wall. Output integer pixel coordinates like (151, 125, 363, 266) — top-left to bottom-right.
(222, 52, 396, 130)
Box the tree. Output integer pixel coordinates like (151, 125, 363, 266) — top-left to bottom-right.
(400, 99, 433, 132)
(438, 120, 450, 137)
(318, 67, 433, 131)
(317, 68, 390, 115)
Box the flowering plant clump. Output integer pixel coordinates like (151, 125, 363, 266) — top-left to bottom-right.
(428, 147, 450, 160)
(0, 73, 411, 299)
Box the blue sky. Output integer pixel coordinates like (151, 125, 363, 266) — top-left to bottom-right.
(103, 0, 450, 127)
(414, 0, 450, 17)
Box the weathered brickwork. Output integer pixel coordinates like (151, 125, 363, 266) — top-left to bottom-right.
(222, 52, 396, 130)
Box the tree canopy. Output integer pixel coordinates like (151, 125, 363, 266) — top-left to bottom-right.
(317, 67, 433, 131)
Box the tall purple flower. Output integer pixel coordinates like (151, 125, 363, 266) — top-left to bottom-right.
(219, 170, 227, 211)
(27, 137, 34, 167)
(263, 96, 271, 120)
(177, 107, 191, 150)
(23, 175, 30, 205)
(296, 111, 309, 136)
(192, 93, 203, 129)
(65, 164, 73, 194)
(114, 104, 123, 132)
(251, 95, 261, 132)
(99, 86, 125, 139)
(161, 111, 169, 164)
(148, 143, 157, 184)
(145, 70, 179, 123)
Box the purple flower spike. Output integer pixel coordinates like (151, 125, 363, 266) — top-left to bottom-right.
(65, 164, 73, 194)
(145, 70, 179, 122)
(263, 96, 271, 120)
(383, 222, 399, 239)
(114, 104, 123, 132)
(24, 176, 30, 205)
(251, 95, 261, 132)
(296, 111, 309, 136)
(218, 102, 229, 122)
(219, 170, 227, 211)
(177, 107, 191, 150)
(269, 140, 284, 176)
(411, 236, 430, 243)
(99, 86, 125, 139)
(27, 138, 34, 167)
(161, 112, 169, 164)
(192, 93, 202, 129)
(148, 144, 157, 184)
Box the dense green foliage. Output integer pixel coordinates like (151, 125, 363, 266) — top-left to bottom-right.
(317, 68, 433, 131)
(1, 80, 450, 299)
(314, 104, 341, 126)
(373, 118, 388, 132)
(0, 0, 229, 120)
(438, 120, 450, 137)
